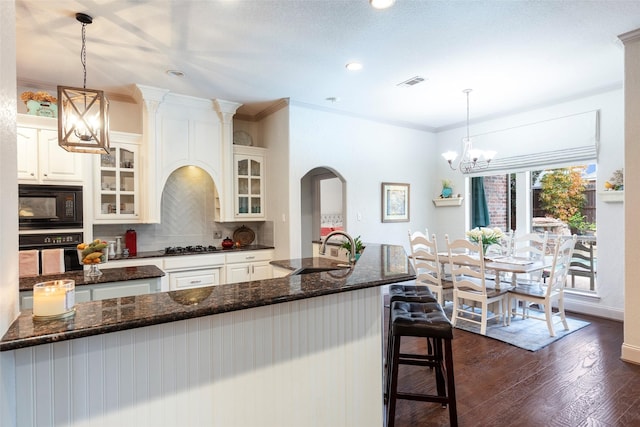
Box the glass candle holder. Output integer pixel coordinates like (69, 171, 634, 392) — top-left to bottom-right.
(32, 280, 75, 320)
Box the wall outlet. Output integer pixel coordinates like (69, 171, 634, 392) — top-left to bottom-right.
(330, 248, 339, 257)
(213, 231, 222, 239)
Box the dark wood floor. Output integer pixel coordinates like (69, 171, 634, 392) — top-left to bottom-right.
(384, 309, 640, 427)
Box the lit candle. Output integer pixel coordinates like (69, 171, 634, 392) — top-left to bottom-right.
(33, 280, 75, 318)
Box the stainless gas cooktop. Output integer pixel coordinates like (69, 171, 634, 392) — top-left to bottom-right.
(164, 245, 218, 255)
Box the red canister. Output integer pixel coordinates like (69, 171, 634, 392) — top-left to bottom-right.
(124, 229, 137, 255)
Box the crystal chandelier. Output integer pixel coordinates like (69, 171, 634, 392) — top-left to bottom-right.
(442, 89, 496, 173)
(58, 13, 110, 154)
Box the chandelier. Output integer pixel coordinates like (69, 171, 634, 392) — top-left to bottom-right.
(58, 13, 110, 154)
(442, 89, 496, 173)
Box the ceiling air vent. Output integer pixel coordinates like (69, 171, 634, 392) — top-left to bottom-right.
(397, 76, 426, 87)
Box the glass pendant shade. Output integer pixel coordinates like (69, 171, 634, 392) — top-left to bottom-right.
(57, 85, 110, 154)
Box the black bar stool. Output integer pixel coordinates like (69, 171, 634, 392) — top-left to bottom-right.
(385, 281, 438, 391)
(386, 301, 457, 427)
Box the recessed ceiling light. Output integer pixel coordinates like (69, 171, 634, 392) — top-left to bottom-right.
(166, 70, 185, 78)
(370, 0, 396, 9)
(345, 62, 363, 71)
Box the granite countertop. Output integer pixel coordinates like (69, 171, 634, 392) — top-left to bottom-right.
(1, 243, 414, 352)
(18, 265, 166, 292)
(108, 244, 275, 261)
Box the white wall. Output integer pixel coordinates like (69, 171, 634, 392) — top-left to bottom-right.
(287, 104, 437, 259)
(262, 106, 291, 261)
(435, 89, 625, 319)
(321, 178, 343, 214)
(1, 2, 18, 426)
(621, 29, 640, 364)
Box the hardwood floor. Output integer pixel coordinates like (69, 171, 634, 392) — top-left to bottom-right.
(384, 309, 640, 427)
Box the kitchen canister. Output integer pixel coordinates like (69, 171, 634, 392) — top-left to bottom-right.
(125, 229, 137, 256)
(32, 279, 75, 320)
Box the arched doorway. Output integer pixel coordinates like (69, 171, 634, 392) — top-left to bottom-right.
(300, 167, 346, 258)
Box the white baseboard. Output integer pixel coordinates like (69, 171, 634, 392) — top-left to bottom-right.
(621, 343, 640, 365)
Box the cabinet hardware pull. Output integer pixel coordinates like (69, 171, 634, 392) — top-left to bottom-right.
(190, 280, 201, 284)
(246, 256, 255, 260)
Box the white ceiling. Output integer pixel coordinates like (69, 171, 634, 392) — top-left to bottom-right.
(15, 0, 640, 131)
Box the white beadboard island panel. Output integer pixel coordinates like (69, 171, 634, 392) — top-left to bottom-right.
(13, 287, 383, 427)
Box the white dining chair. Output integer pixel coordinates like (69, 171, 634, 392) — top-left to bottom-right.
(408, 230, 452, 306)
(506, 235, 577, 336)
(509, 231, 549, 317)
(445, 235, 509, 335)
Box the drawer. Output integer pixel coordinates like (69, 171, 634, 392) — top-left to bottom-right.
(225, 250, 273, 264)
(163, 254, 225, 270)
(170, 268, 222, 290)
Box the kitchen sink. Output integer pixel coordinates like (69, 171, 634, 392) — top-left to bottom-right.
(290, 266, 350, 275)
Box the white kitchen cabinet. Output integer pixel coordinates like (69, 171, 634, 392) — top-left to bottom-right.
(18, 279, 158, 311)
(225, 249, 273, 284)
(233, 146, 267, 220)
(20, 289, 91, 310)
(17, 115, 84, 184)
(91, 279, 158, 300)
(93, 132, 142, 223)
(169, 268, 222, 290)
(163, 253, 226, 290)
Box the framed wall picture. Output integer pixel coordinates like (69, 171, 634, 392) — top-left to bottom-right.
(381, 182, 410, 223)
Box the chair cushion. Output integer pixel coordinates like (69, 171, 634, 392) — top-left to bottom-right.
(391, 301, 453, 339)
(509, 284, 546, 297)
(389, 283, 437, 304)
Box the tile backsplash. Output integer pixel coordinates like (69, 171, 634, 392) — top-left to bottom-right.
(94, 166, 272, 251)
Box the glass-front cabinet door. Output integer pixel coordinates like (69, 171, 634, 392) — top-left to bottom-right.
(233, 146, 266, 220)
(94, 139, 140, 223)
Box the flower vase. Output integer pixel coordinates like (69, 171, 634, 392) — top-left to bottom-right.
(442, 187, 453, 198)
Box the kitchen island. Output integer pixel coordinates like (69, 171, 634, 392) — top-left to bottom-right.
(1, 243, 414, 427)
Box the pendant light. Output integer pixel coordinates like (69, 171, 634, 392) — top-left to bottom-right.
(58, 13, 110, 154)
(442, 89, 496, 173)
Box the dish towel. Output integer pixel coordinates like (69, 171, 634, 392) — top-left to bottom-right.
(41, 249, 65, 275)
(19, 250, 40, 277)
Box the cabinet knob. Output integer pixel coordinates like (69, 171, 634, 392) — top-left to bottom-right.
(30, 172, 35, 176)
(43, 173, 48, 177)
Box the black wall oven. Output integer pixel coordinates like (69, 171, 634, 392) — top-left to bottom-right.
(19, 232, 84, 273)
(19, 184, 83, 230)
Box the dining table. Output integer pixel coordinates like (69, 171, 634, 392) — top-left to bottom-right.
(437, 253, 552, 289)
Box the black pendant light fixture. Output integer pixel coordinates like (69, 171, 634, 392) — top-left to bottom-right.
(58, 12, 110, 154)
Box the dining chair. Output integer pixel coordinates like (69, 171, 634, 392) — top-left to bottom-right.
(484, 229, 514, 283)
(568, 239, 596, 291)
(445, 235, 509, 335)
(509, 231, 549, 317)
(506, 235, 577, 336)
(408, 230, 452, 306)
(511, 231, 549, 284)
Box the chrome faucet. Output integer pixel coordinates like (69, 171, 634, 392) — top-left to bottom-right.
(320, 230, 357, 264)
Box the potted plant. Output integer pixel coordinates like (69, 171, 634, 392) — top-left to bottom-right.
(341, 235, 364, 261)
(441, 179, 454, 198)
(567, 212, 596, 235)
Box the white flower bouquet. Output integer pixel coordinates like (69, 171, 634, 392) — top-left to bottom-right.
(466, 227, 505, 253)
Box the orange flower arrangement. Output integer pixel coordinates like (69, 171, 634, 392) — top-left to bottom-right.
(20, 91, 57, 105)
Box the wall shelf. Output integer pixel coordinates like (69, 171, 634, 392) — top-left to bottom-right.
(599, 191, 624, 203)
(432, 197, 464, 207)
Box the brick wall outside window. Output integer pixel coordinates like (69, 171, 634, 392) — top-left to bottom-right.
(481, 174, 509, 231)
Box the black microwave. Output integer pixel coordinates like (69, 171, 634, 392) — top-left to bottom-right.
(18, 184, 83, 230)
